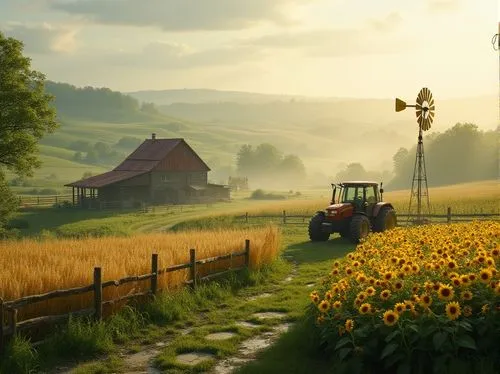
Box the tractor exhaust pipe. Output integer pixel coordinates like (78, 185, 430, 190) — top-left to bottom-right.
(380, 182, 384, 201)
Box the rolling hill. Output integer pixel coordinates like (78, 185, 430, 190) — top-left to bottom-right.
(11, 82, 496, 191)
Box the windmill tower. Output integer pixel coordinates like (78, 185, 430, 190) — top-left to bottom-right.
(395, 88, 435, 225)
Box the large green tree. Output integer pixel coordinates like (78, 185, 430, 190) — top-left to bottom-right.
(0, 31, 58, 227)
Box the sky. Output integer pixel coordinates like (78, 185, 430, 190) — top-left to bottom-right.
(0, 0, 498, 98)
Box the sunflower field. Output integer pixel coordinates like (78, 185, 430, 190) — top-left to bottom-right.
(308, 221, 500, 374)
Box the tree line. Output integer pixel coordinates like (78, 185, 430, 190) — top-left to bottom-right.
(236, 143, 306, 187)
(388, 123, 498, 189)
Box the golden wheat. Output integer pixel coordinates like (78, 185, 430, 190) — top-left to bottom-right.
(0, 226, 280, 319)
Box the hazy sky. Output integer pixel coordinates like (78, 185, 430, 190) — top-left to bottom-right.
(0, 0, 498, 98)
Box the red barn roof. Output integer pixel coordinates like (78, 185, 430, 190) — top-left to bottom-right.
(66, 138, 210, 188)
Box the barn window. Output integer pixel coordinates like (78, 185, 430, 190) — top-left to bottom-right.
(161, 175, 172, 183)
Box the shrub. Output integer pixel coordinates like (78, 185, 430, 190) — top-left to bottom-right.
(250, 189, 286, 200)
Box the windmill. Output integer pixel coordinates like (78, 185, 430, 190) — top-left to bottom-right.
(395, 88, 435, 225)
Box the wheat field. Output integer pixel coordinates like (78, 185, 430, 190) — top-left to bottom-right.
(245, 180, 500, 216)
(0, 226, 280, 320)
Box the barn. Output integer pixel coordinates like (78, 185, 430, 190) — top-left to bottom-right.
(65, 135, 230, 208)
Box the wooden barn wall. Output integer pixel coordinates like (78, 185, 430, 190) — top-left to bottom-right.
(153, 143, 209, 172)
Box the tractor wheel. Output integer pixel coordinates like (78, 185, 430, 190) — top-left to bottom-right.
(308, 213, 330, 242)
(349, 215, 371, 244)
(374, 206, 397, 232)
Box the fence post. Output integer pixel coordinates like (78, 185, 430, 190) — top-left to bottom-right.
(190, 249, 197, 290)
(9, 309, 17, 337)
(282, 210, 286, 224)
(151, 254, 158, 295)
(447, 207, 451, 224)
(55, 196, 58, 205)
(245, 239, 250, 268)
(245, 212, 248, 223)
(94, 267, 102, 321)
(0, 298, 3, 352)
(37, 196, 40, 205)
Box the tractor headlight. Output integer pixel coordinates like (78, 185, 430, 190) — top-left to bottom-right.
(327, 210, 337, 216)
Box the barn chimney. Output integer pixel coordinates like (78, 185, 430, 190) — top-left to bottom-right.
(152, 133, 156, 140)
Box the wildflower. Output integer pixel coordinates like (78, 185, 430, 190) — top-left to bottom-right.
(438, 284, 455, 301)
(383, 310, 399, 326)
(345, 319, 354, 333)
(445, 302, 461, 320)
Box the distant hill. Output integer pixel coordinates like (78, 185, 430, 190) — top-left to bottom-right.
(46, 81, 167, 123)
(22, 82, 497, 190)
(127, 88, 325, 105)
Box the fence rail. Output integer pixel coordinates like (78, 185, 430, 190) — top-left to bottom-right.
(236, 208, 500, 225)
(0, 240, 251, 352)
(18, 194, 72, 207)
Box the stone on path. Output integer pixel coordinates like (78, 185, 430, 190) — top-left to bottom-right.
(205, 332, 237, 341)
(176, 352, 215, 366)
(235, 321, 260, 329)
(252, 312, 287, 320)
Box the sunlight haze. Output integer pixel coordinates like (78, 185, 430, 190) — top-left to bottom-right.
(0, 0, 498, 99)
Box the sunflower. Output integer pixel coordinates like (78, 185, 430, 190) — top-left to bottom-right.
(445, 301, 461, 320)
(481, 304, 490, 314)
(310, 292, 320, 304)
(325, 291, 333, 301)
(359, 303, 372, 315)
(345, 267, 353, 276)
(438, 284, 455, 301)
(356, 274, 367, 283)
(383, 271, 395, 281)
(479, 268, 492, 284)
(495, 283, 500, 296)
(316, 315, 325, 325)
(345, 319, 354, 332)
(318, 300, 330, 313)
(383, 310, 399, 326)
(460, 275, 470, 287)
(332, 300, 342, 309)
(356, 292, 368, 301)
(331, 269, 339, 276)
(365, 286, 376, 296)
(447, 260, 458, 270)
(460, 290, 473, 301)
(404, 300, 415, 313)
(463, 305, 473, 317)
(393, 281, 403, 291)
(451, 278, 462, 287)
(394, 302, 406, 314)
(380, 289, 391, 300)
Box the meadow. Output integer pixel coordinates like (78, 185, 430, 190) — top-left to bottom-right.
(0, 226, 279, 321)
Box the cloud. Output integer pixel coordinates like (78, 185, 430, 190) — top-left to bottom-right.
(426, 0, 462, 13)
(107, 41, 265, 69)
(50, 0, 313, 31)
(1, 22, 79, 54)
(240, 12, 409, 57)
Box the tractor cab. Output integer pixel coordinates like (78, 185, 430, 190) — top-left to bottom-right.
(330, 181, 382, 214)
(309, 181, 396, 243)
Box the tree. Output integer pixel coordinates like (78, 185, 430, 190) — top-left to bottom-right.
(0, 31, 58, 227)
(0, 32, 58, 177)
(278, 154, 306, 180)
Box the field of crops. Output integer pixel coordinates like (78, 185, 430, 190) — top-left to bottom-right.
(308, 221, 500, 373)
(0, 226, 280, 320)
(243, 180, 500, 217)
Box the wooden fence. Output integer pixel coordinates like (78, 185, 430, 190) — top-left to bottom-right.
(18, 194, 72, 207)
(0, 240, 251, 352)
(237, 208, 500, 225)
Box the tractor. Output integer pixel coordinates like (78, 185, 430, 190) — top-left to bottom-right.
(308, 181, 397, 243)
